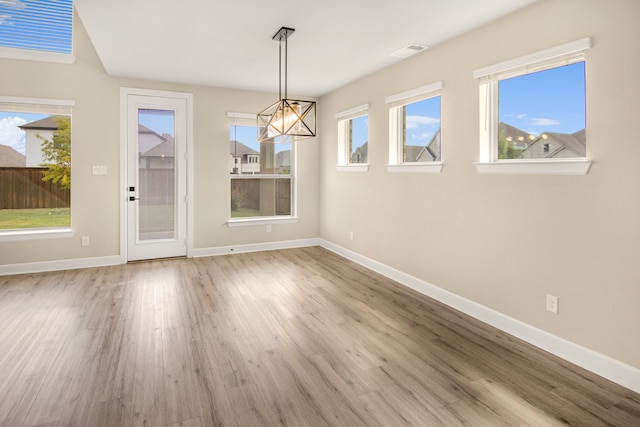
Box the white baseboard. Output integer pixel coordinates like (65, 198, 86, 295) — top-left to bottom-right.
(0, 255, 122, 276)
(191, 238, 321, 258)
(318, 239, 640, 394)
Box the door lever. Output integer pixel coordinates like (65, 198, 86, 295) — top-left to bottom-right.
(129, 196, 140, 201)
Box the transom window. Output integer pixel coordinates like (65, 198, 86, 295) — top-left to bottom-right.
(0, 0, 74, 63)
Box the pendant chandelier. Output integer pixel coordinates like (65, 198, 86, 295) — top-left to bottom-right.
(257, 27, 316, 143)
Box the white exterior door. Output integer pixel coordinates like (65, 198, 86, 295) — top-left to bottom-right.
(124, 91, 189, 261)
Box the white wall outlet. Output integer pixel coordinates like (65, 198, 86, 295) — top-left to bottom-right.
(266, 224, 272, 232)
(81, 236, 90, 247)
(546, 294, 558, 314)
(349, 231, 354, 241)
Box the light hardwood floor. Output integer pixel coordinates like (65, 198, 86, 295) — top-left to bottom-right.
(0, 247, 638, 426)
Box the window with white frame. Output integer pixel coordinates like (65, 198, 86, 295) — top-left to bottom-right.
(0, 96, 74, 235)
(474, 38, 591, 175)
(386, 82, 442, 172)
(228, 113, 294, 221)
(336, 104, 369, 169)
(0, 0, 74, 64)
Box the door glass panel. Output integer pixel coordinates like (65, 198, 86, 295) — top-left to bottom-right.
(137, 109, 176, 241)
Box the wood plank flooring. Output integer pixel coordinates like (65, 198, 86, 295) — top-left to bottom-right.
(0, 246, 638, 426)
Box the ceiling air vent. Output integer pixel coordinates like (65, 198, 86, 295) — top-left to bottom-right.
(390, 44, 428, 59)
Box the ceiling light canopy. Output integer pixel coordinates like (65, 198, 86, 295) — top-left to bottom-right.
(257, 27, 316, 143)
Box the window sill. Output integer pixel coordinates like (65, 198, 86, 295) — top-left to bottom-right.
(227, 216, 299, 228)
(475, 159, 591, 175)
(0, 47, 75, 64)
(0, 227, 74, 242)
(386, 163, 443, 174)
(337, 165, 369, 173)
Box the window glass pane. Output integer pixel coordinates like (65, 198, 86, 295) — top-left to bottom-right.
(403, 96, 441, 162)
(498, 61, 586, 159)
(231, 178, 291, 218)
(229, 124, 292, 219)
(0, 0, 73, 54)
(0, 110, 71, 229)
(137, 109, 175, 241)
(349, 115, 368, 164)
(230, 125, 291, 175)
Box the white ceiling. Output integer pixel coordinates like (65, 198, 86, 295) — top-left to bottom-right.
(75, 0, 537, 97)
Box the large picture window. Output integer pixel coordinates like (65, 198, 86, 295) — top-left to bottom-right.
(228, 113, 294, 221)
(0, 96, 74, 233)
(474, 38, 591, 175)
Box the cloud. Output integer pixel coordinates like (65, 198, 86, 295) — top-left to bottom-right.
(410, 131, 435, 142)
(532, 118, 560, 126)
(406, 115, 439, 129)
(516, 113, 527, 119)
(0, 116, 27, 154)
(504, 113, 527, 119)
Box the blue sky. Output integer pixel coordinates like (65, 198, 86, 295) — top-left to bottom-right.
(500, 61, 585, 135)
(230, 125, 291, 154)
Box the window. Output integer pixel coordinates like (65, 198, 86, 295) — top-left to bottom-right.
(336, 104, 369, 171)
(228, 113, 294, 223)
(0, 0, 74, 63)
(474, 38, 592, 175)
(0, 96, 74, 237)
(386, 81, 443, 173)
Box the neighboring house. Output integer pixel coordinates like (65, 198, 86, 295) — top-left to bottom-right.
(522, 129, 586, 158)
(229, 140, 260, 174)
(138, 125, 175, 169)
(351, 142, 368, 163)
(498, 122, 534, 151)
(18, 115, 61, 167)
(0, 144, 26, 167)
(414, 128, 442, 162)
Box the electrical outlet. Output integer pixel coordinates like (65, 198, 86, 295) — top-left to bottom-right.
(81, 236, 90, 247)
(349, 231, 354, 241)
(266, 224, 272, 232)
(546, 294, 558, 314)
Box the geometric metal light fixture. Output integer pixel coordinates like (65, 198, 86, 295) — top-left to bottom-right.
(257, 27, 316, 143)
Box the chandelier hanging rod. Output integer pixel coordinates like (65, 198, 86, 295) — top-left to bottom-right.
(273, 27, 295, 101)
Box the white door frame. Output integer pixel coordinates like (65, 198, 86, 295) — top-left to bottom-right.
(119, 87, 194, 263)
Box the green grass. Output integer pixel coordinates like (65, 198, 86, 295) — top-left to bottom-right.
(139, 205, 175, 233)
(0, 208, 70, 229)
(231, 207, 260, 218)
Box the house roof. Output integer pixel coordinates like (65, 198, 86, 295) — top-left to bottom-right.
(413, 128, 442, 162)
(525, 129, 586, 158)
(18, 115, 65, 131)
(0, 144, 26, 167)
(499, 122, 533, 147)
(230, 140, 258, 157)
(143, 134, 174, 157)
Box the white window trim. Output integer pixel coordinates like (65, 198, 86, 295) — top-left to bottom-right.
(0, 95, 75, 241)
(0, 228, 74, 242)
(227, 113, 297, 225)
(227, 216, 299, 227)
(0, 46, 75, 64)
(336, 104, 369, 169)
(386, 81, 443, 173)
(473, 38, 592, 175)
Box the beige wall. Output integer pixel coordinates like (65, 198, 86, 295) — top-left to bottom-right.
(318, 0, 640, 369)
(0, 14, 320, 264)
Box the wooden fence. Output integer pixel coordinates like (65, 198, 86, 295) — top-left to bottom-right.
(0, 167, 70, 209)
